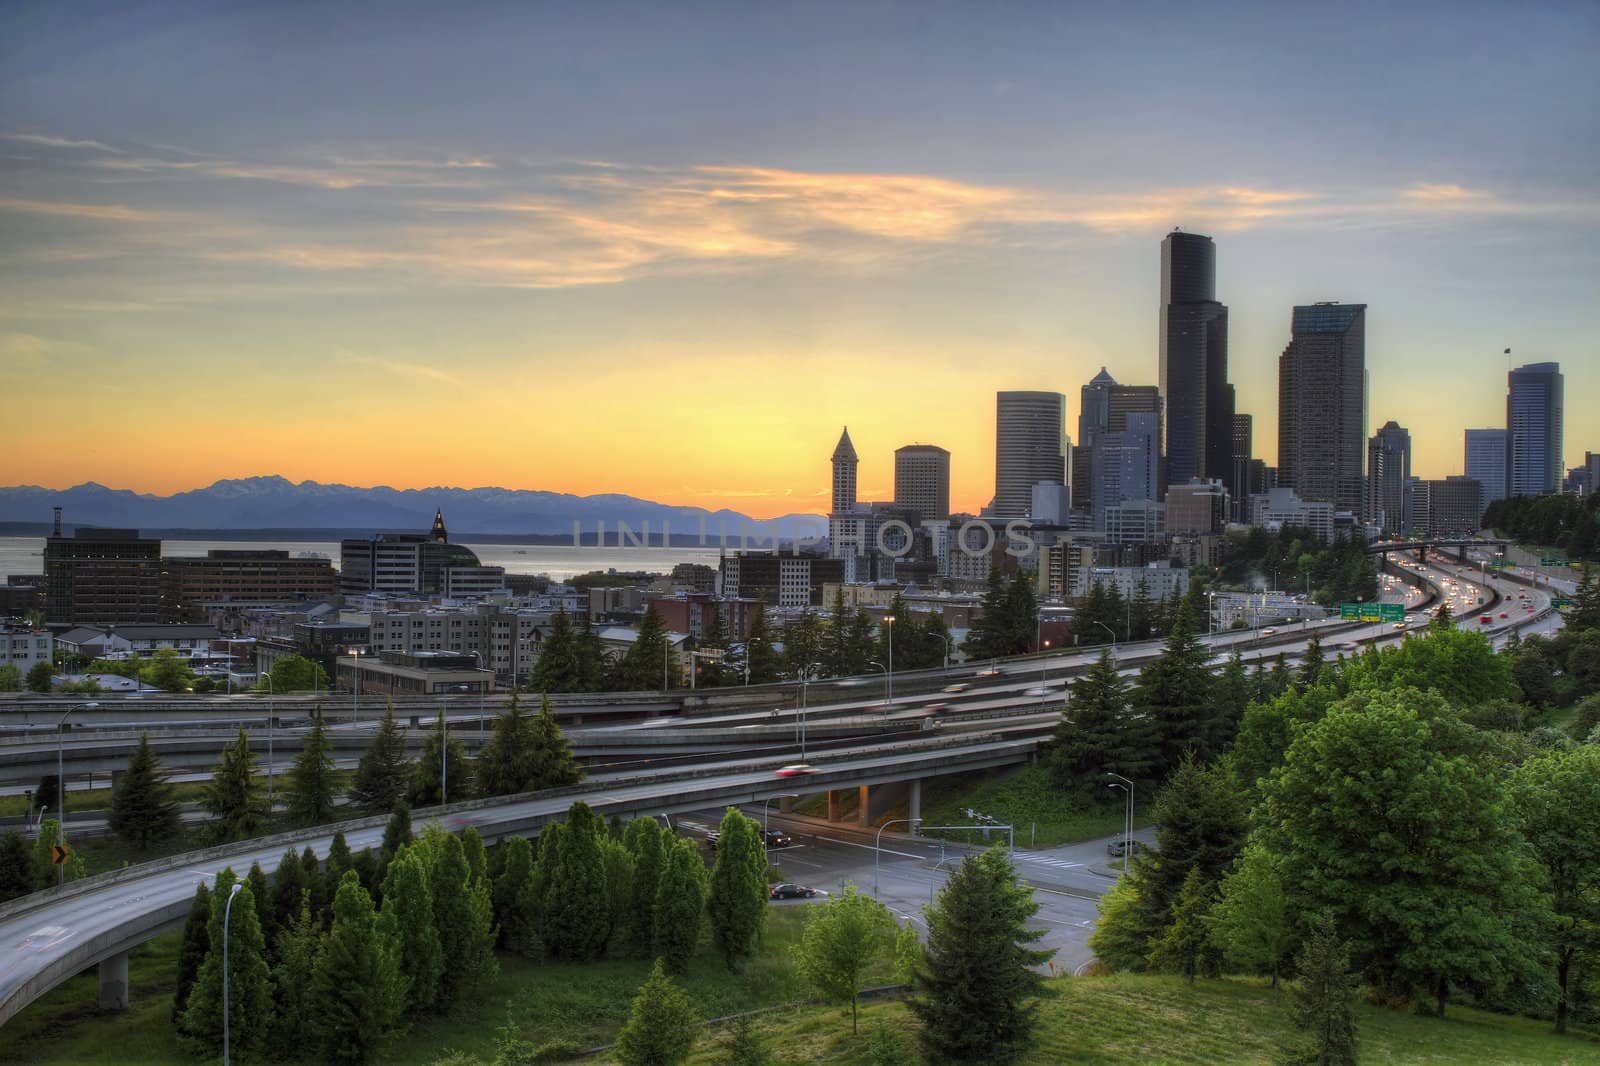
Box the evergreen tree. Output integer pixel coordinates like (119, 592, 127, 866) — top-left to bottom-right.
(613, 604, 680, 690)
(462, 825, 488, 886)
(794, 883, 894, 1034)
(965, 568, 1011, 659)
(1285, 913, 1359, 1066)
(1147, 865, 1218, 982)
(824, 587, 853, 676)
(247, 862, 276, 952)
(409, 712, 472, 807)
(655, 837, 708, 974)
(602, 835, 636, 953)
(380, 848, 445, 1015)
(1205, 650, 1251, 756)
(542, 801, 610, 961)
(428, 832, 498, 1010)
(623, 816, 665, 957)
(1132, 610, 1214, 773)
(615, 958, 697, 1066)
(380, 801, 414, 863)
(783, 610, 825, 676)
(26, 660, 54, 693)
(286, 708, 343, 827)
(0, 831, 32, 903)
(1052, 647, 1154, 794)
(309, 871, 408, 1063)
(348, 702, 410, 814)
(270, 848, 309, 949)
(529, 607, 584, 693)
(491, 835, 537, 956)
(269, 892, 320, 1050)
(845, 609, 875, 675)
(527, 696, 583, 790)
(707, 807, 768, 969)
(528, 822, 563, 955)
(201, 727, 269, 843)
(1298, 632, 1325, 689)
(910, 847, 1053, 1064)
(744, 605, 782, 685)
(576, 612, 608, 692)
(109, 730, 180, 849)
(180, 869, 274, 1062)
(172, 882, 211, 1023)
(476, 695, 537, 797)
(326, 831, 355, 900)
(299, 846, 325, 923)
(352, 847, 383, 901)
(1104, 582, 1127, 643)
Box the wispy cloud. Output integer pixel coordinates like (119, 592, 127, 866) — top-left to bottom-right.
(337, 350, 462, 386)
(2, 133, 123, 154)
(0, 197, 163, 221)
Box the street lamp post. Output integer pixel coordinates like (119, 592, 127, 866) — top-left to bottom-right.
(943, 633, 954, 671)
(439, 698, 449, 805)
(223, 880, 242, 1066)
(874, 817, 922, 897)
(866, 661, 888, 716)
(56, 701, 98, 883)
(1040, 640, 1051, 685)
(263, 674, 275, 808)
(349, 649, 361, 724)
(1105, 771, 1133, 871)
(1092, 621, 1116, 656)
(884, 615, 895, 706)
(795, 663, 822, 761)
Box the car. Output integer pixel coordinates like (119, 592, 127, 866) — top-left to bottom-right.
(973, 668, 1003, 678)
(1524, 604, 1535, 612)
(835, 678, 864, 687)
(1023, 685, 1052, 697)
(1106, 838, 1141, 858)
(1392, 621, 1407, 630)
(1499, 612, 1509, 619)
(769, 883, 817, 899)
(704, 832, 720, 850)
(942, 683, 970, 693)
(920, 703, 948, 717)
(764, 829, 793, 848)
(1261, 628, 1277, 636)
(1339, 642, 1361, 651)
(774, 763, 816, 778)
(1480, 615, 1493, 624)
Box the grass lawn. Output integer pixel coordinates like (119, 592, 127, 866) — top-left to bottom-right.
(0, 783, 209, 819)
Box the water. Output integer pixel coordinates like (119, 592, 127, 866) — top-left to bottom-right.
(0, 536, 725, 582)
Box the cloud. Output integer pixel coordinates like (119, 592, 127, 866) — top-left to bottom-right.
(2, 133, 123, 153)
(1404, 183, 1487, 203)
(337, 351, 462, 386)
(0, 332, 87, 361)
(0, 197, 163, 221)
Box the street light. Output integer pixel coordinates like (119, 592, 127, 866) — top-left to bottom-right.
(874, 817, 922, 897)
(263, 673, 275, 808)
(866, 661, 889, 716)
(1105, 771, 1133, 872)
(1092, 621, 1116, 655)
(438, 697, 450, 805)
(223, 880, 242, 1066)
(794, 663, 823, 761)
(942, 633, 955, 671)
(884, 615, 895, 706)
(348, 649, 362, 724)
(56, 701, 98, 883)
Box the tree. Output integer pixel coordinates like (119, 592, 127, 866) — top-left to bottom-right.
(247, 862, 276, 950)
(655, 837, 708, 974)
(795, 883, 894, 1034)
(26, 660, 54, 693)
(409, 712, 472, 807)
(1147, 865, 1218, 982)
(310, 871, 408, 1064)
(270, 848, 309, 946)
(707, 807, 768, 969)
(526, 696, 582, 790)
(1259, 687, 1544, 1010)
(109, 730, 181, 849)
(0, 831, 32, 904)
(180, 869, 274, 1062)
(427, 832, 498, 1010)
(348, 702, 410, 813)
(286, 709, 343, 827)
(910, 847, 1054, 1063)
(491, 836, 538, 956)
(143, 646, 196, 692)
(612, 604, 680, 690)
(601, 836, 635, 953)
(270, 892, 321, 1049)
(1297, 632, 1325, 689)
(529, 608, 585, 693)
(462, 825, 488, 887)
(743, 604, 782, 685)
(202, 727, 269, 843)
(1052, 647, 1155, 793)
(541, 802, 610, 961)
(476, 695, 537, 797)
(1338, 626, 1515, 710)
(1208, 841, 1292, 998)
(721, 1013, 770, 1066)
(380, 848, 444, 1013)
(262, 654, 327, 693)
(1205, 650, 1251, 756)
(172, 882, 212, 1023)
(326, 831, 356, 908)
(1508, 745, 1600, 1034)
(1285, 913, 1359, 1066)
(30, 818, 84, 888)
(1132, 609, 1215, 772)
(623, 816, 666, 957)
(381, 801, 414, 864)
(615, 958, 697, 1066)
(0, 664, 22, 692)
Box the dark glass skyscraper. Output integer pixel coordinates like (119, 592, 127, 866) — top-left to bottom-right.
(1366, 420, 1411, 531)
(1278, 302, 1367, 516)
(1506, 362, 1564, 497)
(1159, 230, 1232, 490)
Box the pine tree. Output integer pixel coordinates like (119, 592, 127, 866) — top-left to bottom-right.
(542, 802, 610, 961)
(744, 605, 782, 685)
(270, 847, 309, 952)
(299, 846, 326, 923)
(707, 807, 767, 969)
(623, 816, 665, 957)
(202, 727, 269, 843)
(309, 871, 408, 1063)
(613, 604, 679, 690)
(1147, 864, 1218, 982)
(615, 958, 697, 1066)
(1052, 647, 1153, 794)
(348, 702, 410, 813)
(380, 801, 414, 863)
(172, 882, 211, 1023)
(825, 587, 853, 676)
(409, 712, 472, 807)
(910, 847, 1054, 1064)
(428, 832, 498, 1010)
(1298, 632, 1325, 689)
(180, 869, 274, 1062)
(655, 837, 708, 975)
(491, 835, 538, 956)
(269, 891, 320, 1049)
(286, 708, 343, 826)
(1285, 913, 1359, 1066)
(476, 694, 536, 796)
(0, 831, 32, 903)
(529, 607, 583, 693)
(352, 848, 382, 901)
(527, 696, 583, 789)
(247, 862, 276, 952)
(109, 730, 180, 849)
(1204, 650, 1251, 756)
(1132, 610, 1215, 772)
(380, 848, 444, 1014)
(324, 832, 355, 922)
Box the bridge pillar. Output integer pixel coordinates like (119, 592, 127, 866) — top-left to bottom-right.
(857, 785, 871, 828)
(826, 790, 841, 822)
(909, 779, 921, 830)
(779, 795, 794, 814)
(98, 950, 129, 1010)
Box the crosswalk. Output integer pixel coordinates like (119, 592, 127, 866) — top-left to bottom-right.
(1013, 852, 1085, 872)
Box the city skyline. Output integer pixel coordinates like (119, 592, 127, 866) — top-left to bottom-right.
(2, 3, 1597, 518)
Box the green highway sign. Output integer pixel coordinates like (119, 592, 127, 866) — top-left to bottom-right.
(1340, 603, 1405, 623)
(1540, 558, 1566, 566)
(1552, 597, 1571, 609)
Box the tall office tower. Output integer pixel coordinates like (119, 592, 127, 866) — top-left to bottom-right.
(1230, 413, 1254, 519)
(1506, 362, 1564, 497)
(831, 427, 858, 513)
(994, 390, 1066, 518)
(1091, 412, 1160, 531)
(1159, 230, 1232, 489)
(1071, 368, 1117, 516)
(1277, 302, 1367, 515)
(894, 444, 951, 521)
(828, 427, 867, 563)
(1365, 420, 1412, 531)
(1464, 428, 1509, 506)
(43, 526, 164, 624)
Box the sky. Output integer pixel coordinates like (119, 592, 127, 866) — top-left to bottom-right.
(2, 1, 1596, 519)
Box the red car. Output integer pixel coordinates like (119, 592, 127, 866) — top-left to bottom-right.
(774, 764, 816, 778)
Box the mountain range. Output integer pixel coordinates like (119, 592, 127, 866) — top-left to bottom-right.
(0, 477, 826, 542)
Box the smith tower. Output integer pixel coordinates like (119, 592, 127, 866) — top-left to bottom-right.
(1159, 230, 1233, 490)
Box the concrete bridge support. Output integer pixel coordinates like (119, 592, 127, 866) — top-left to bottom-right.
(826, 790, 842, 822)
(859, 781, 911, 826)
(98, 951, 128, 1010)
(909, 778, 921, 828)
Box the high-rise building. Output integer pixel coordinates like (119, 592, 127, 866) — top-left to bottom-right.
(1071, 368, 1117, 514)
(1230, 413, 1254, 520)
(893, 444, 951, 521)
(1586, 452, 1600, 498)
(831, 427, 858, 513)
(994, 391, 1066, 518)
(1464, 428, 1509, 506)
(1159, 230, 1233, 489)
(1277, 302, 1367, 515)
(43, 527, 164, 624)
(828, 427, 867, 563)
(339, 512, 482, 595)
(1366, 421, 1412, 531)
(1091, 412, 1160, 531)
(1409, 477, 1485, 537)
(1506, 362, 1564, 497)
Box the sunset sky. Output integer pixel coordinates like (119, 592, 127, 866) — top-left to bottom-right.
(2, 2, 1596, 519)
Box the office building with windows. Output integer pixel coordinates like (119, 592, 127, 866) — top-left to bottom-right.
(1278, 302, 1367, 515)
(1464, 428, 1509, 506)
(994, 390, 1066, 518)
(1506, 362, 1564, 497)
(1159, 230, 1233, 489)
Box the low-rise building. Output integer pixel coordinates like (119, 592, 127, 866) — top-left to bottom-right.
(1250, 488, 1335, 542)
(0, 626, 52, 671)
(1072, 560, 1190, 601)
(163, 550, 338, 621)
(335, 650, 493, 697)
(54, 624, 221, 661)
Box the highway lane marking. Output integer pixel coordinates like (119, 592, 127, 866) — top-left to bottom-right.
(813, 835, 926, 860)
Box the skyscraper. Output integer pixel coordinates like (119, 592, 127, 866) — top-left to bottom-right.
(994, 391, 1066, 518)
(1159, 230, 1232, 489)
(1277, 302, 1367, 516)
(1464, 429, 1508, 506)
(828, 427, 866, 562)
(1506, 362, 1564, 497)
(1230, 413, 1254, 520)
(1091, 412, 1160, 531)
(894, 444, 951, 521)
(1071, 367, 1117, 516)
(831, 427, 858, 514)
(1366, 420, 1411, 532)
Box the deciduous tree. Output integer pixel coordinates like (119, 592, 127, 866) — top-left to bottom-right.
(181, 869, 274, 1061)
(707, 807, 767, 969)
(795, 883, 894, 1034)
